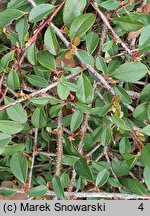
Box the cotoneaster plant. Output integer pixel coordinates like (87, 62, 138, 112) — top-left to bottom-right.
(0, 0, 150, 200)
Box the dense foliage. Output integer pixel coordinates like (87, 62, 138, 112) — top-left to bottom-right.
(0, 0, 150, 200)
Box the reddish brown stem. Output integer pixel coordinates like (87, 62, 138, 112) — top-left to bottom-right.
(26, 1, 66, 46)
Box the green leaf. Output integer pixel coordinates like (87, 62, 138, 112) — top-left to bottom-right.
(60, 173, 70, 188)
(86, 32, 99, 55)
(10, 152, 28, 184)
(1, 51, 14, 68)
(111, 115, 130, 131)
(70, 110, 83, 132)
(75, 102, 91, 114)
(49, 104, 64, 118)
(44, 27, 59, 55)
(76, 74, 94, 104)
(133, 102, 148, 122)
(37, 51, 56, 70)
(16, 18, 28, 44)
(57, 82, 70, 100)
(27, 186, 48, 197)
(31, 108, 47, 128)
(96, 169, 110, 187)
(112, 62, 148, 82)
(52, 176, 66, 200)
(63, 0, 87, 27)
(139, 25, 150, 52)
(78, 50, 94, 67)
(140, 144, 150, 168)
(0, 133, 12, 149)
(142, 125, 150, 136)
(74, 158, 94, 182)
(119, 138, 131, 155)
(0, 120, 23, 135)
(5, 97, 27, 123)
(113, 14, 144, 32)
(26, 75, 49, 87)
(0, 9, 25, 28)
(7, 69, 20, 90)
(143, 167, 150, 190)
(0, 188, 17, 197)
(120, 178, 147, 195)
(27, 43, 37, 65)
(114, 85, 132, 104)
(101, 127, 112, 146)
(96, 56, 108, 74)
(112, 158, 130, 177)
(101, 0, 119, 10)
(29, 4, 55, 23)
(69, 13, 96, 40)
(30, 97, 50, 107)
(1, 143, 25, 156)
(99, 103, 112, 117)
(62, 155, 80, 166)
(140, 84, 150, 103)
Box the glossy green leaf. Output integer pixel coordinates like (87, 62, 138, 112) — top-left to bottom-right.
(5, 97, 27, 123)
(111, 116, 130, 131)
(31, 108, 47, 128)
(52, 176, 66, 200)
(63, 0, 87, 27)
(96, 56, 108, 74)
(0, 133, 12, 149)
(120, 178, 147, 195)
(74, 158, 94, 182)
(70, 110, 83, 132)
(49, 104, 64, 118)
(86, 32, 99, 55)
(27, 186, 48, 197)
(7, 69, 20, 90)
(119, 138, 131, 155)
(57, 82, 70, 100)
(76, 74, 94, 104)
(37, 51, 56, 70)
(114, 85, 132, 104)
(139, 25, 150, 52)
(69, 13, 96, 40)
(96, 169, 110, 187)
(1, 51, 14, 68)
(0, 188, 17, 197)
(44, 27, 59, 55)
(29, 4, 55, 23)
(133, 102, 148, 122)
(0, 120, 23, 135)
(140, 84, 150, 103)
(143, 167, 150, 190)
(142, 125, 150, 136)
(16, 18, 28, 44)
(113, 62, 148, 82)
(140, 144, 150, 168)
(26, 75, 49, 87)
(1, 143, 25, 156)
(101, 0, 119, 10)
(0, 9, 25, 28)
(78, 50, 94, 67)
(10, 152, 28, 184)
(27, 43, 37, 65)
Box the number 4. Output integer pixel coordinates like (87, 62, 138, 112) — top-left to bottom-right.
(138, 203, 144, 211)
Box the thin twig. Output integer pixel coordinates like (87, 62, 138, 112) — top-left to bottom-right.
(91, 2, 132, 56)
(55, 110, 63, 176)
(78, 114, 90, 154)
(26, 1, 66, 46)
(0, 73, 77, 112)
(28, 128, 38, 189)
